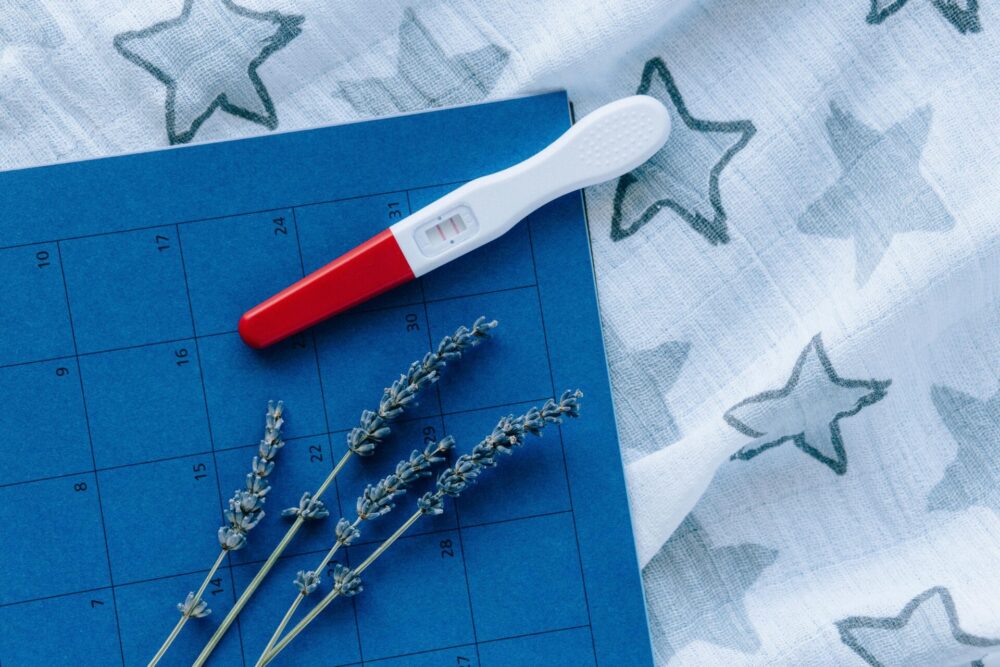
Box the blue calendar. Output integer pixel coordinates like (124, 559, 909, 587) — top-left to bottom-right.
(0, 92, 653, 666)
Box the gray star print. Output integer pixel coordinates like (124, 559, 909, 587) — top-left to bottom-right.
(0, 0, 63, 50)
(610, 57, 755, 245)
(337, 8, 509, 116)
(798, 103, 954, 286)
(643, 514, 776, 663)
(726, 334, 891, 475)
(867, 0, 981, 34)
(926, 384, 1000, 515)
(837, 587, 1000, 666)
(114, 0, 303, 144)
(604, 326, 689, 463)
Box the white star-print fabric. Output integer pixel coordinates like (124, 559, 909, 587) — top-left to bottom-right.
(2, 1, 1000, 665)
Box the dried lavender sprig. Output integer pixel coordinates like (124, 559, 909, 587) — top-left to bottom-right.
(218, 401, 285, 551)
(298, 435, 454, 590)
(195, 319, 495, 667)
(259, 392, 583, 665)
(150, 402, 284, 667)
(348, 316, 496, 456)
(258, 438, 454, 663)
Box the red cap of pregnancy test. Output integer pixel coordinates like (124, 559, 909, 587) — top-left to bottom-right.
(238, 229, 416, 349)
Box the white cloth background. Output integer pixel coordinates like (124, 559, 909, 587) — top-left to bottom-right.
(3, 1, 999, 664)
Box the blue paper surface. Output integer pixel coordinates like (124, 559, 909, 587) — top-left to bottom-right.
(0, 92, 652, 666)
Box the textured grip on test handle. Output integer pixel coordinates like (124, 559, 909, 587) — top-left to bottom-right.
(555, 94, 672, 187)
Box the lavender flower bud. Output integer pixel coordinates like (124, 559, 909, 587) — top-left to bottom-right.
(225, 507, 263, 532)
(357, 478, 402, 520)
(245, 473, 270, 496)
(281, 492, 329, 520)
(294, 570, 320, 595)
(332, 564, 362, 597)
(250, 456, 273, 477)
(232, 490, 264, 514)
(423, 435, 454, 462)
(436, 467, 470, 497)
(417, 492, 444, 515)
(177, 592, 211, 618)
(218, 526, 247, 551)
(335, 518, 360, 546)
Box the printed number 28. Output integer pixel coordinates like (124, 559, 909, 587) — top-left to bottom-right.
(440, 539, 454, 558)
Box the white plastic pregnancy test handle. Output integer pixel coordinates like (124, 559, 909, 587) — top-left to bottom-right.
(391, 94, 671, 276)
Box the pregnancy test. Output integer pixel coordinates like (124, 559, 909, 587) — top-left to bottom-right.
(238, 95, 671, 349)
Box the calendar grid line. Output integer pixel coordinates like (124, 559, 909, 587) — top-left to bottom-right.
(328, 623, 592, 666)
(288, 203, 367, 666)
(0, 283, 538, 372)
(0, 509, 584, 664)
(0, 396, 557, 491)
(53, 240, 127, 667)
(524, 221, 600, 662)
(6, 506, 578, 610)
(174, 223, 249, 667)
(408, 187, 483, 667)
(0, 179, 471, 254)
